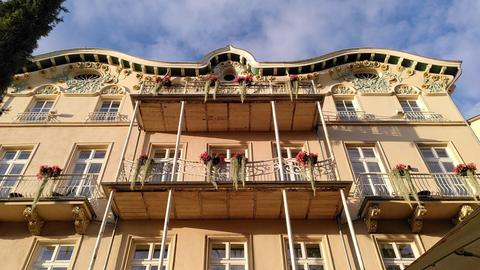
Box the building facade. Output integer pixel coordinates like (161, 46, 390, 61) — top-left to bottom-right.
(0, 46, 479, 270)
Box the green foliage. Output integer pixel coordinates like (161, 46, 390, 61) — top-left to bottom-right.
(0, 0, 67, 98)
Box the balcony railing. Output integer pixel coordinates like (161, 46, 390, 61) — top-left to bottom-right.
(0, 174, 103, 200)
(334, 111, 376, 121)
(139, 81, 318, 96)
(403, 111, 444, 121)
(16, 112, 57, 122)
(118, 157, 337, 184)
(86, 112, 128, 122)
(354, 172, 480, 200)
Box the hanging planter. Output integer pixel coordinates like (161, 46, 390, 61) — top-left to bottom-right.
(200, 151, 225, 189)
(230, 152, 248, 190)
(204, 75, 220, 102)
(154, 76, 172, 95)
(234, 75, 253, 103)
(32, 165, 62, 211)
(390, 164, 419, 206)
(295, 151, 318, 195)
(131, 154, 155, 190)
(454, 163, 479, 200)
(287, 74, 301, 101)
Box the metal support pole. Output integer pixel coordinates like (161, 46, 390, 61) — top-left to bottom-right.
(88, 190, 115, 270)
(114, 100, 140, 181)
(158, 101, 184, 269)
(337, 216, 353, 270)
(340, 189, 365, 270)
(271, 100, 296, 270)
(102, 216, 118, 270)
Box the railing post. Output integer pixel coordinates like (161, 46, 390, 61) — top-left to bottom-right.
(340, 188, 365, 270)
(114, 100, 140, 182)
(88, 190, 114, 270)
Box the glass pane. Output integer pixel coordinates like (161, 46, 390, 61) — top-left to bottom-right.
(43, 101, 54, 110)
(72, 163, 87, 174)
(153, 244, 168, 259)
(442, 162, 455, 173)
(398, 244, 415, 258)
(347, 148, 360, 159)
(93, 150, 106, 159)
(434, 148, 449, 158)
(132, 266, 147, 270)
(78, 151, 92, 160)
(294, 243, 302, 258)
(56, 245, 74, 260)
(230, 266, 245, 270)
(154, 150, 167, 159)
(380, 243, 396, 259)
(211, 243, 226, 259)
(210, 266, 225, 270)
(362, 148, 375, 158)
(37, 246, 55, 262)
(230, 244, 245, 258)
(17, 151, 31, 160)
(366, 162, 381, 173)
(87, 163, 102, 174)
(52, 267, 68, 270)
(133, 245, 150, 260)
(426, 162, 443, 173)
(351, 162, 366, 174)
(306, 244, 321, 258)
(420, 149, 434, 158)
(335, 101, 346, 111)
(385, 265, 401, 270)
(9, 164, 24, 174)
(309, 265, 324, 270)
(290, 265, 305, 270)
(0, 164, 8, 174)
(2, 151, 16, 160)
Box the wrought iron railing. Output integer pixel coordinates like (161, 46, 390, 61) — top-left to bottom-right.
(403, 111, 444, 121)
(322, 111, 449, 123)
(0, 174, 103, 200)
(354, 172, 480, 200)
(86, 112, 128, 122)
(118, 157, 337, 184)
(334, 111, 376, 121)
(139, 80, 318, 96)
(16, 112, 56, 122)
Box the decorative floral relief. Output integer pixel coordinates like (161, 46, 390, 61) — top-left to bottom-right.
(352, 71, 400, 93)
(394, 84, 420, 95)
(34, 84, 61, 95)
(422, 73, 450, 93)
(331, 84, 355, 95)
(99, 85, 126, 95)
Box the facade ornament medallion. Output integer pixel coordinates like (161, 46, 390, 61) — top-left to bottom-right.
(331, 84, 355, 95)
(394, 84, 421, 96)
(422, 73, 450, 93)
(452, 204, 474, 225)
(409, 205, 427, 233)
(72, 206, 90, 234)
(23, 206, 44, 235)
(364, 204, 381, 233)
(99, 85, 126, 95)
(34, 84, 61, 95)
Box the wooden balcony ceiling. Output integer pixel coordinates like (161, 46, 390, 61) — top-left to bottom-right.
(138, 101, 318, 132)
(112, 185, 346, 220)
(0, 199, 93, 222)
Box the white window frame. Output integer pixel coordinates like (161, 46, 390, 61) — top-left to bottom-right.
(208, 241, 249, 270)
(286, 241, 326, 270)
(334, 99, 363, 121)
(31, 243, 75, 270)
(378, 241, 419, 270)
(30, 99, 55, 113)
(273, 145, 306, 181)
(67, 148, 107, 197)
(92, 99, 122, 121)
(151, 146, 183, 182)
(418, 146, 456, 173)
(399, 99, 423, 112)
(129, 242, 169, 270)
(0, 149, 32, 198)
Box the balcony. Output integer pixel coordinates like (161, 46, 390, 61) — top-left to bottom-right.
(355, 172, 480, 231)
(102, 157, 350, 220)
(403, 111, 444, 121)
(86, 112, 128, 122)
(16, 112, 57, 123)
(331, 111, 376, 121)
(132, 81, 322, 132)
(0, 174, 102, 234)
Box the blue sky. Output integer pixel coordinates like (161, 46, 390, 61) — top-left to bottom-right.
(35, 0, 480, 118)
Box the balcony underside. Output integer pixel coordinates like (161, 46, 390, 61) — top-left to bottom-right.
(103, 181, 350, 220)
(0, 199, 94, 222)
(359, 197, 478, 220)
(135, 99, 319, 132)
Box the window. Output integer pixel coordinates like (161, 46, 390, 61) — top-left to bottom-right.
(347, 146, 389, 196)
(335, 100, 359, 120)
(209, 241, 248, 270)
(419, 146, 467, 196)
(66, 148, 106, 197)
(286, 241, 325, 270)
(0, 149, 31, 198)
(129, 242, 169, 270)
(31, 244, 75, 270)
(92, 100, 121, 121)
(209, 146, 249, 182)
(273, 145, 305, 181)
(19, 100, 54, 122)
(399, 100, 422, 113)
(150, 147, 182, 182)
(379, 242, 417, 270)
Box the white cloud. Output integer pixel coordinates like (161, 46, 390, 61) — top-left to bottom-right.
(35, 0, 480, 117)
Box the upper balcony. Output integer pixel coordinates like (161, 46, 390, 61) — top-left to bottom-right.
(354, 172, 480, 232)
(131, 81, 322, 132)
(324, 111, 448, 123)
(102, 157, 351, 220)
(0, 174, 103, 235)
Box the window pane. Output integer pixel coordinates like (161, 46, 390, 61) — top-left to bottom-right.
(230, 244, 245, 258)
(37, 246, 55, 262)
(0, 164, 9, 174)
(290, 265, 305, 270)
(2, 151, 16, 160)
(347, 148, 360, 159)
(294, 243, 302, 258)
(306, 244, 321, 258)
(78, 151, 91, 160)
(153, 244, 168, 259)
(442, 162, 455, 172)
(309, 265, 324, 270)
(366, 162, 381, 173)
(434, 148, 449, 158)
(93, 150, 106, 159)
(211, 243, 226, 259)
(133, 245, 150, 260)
(426, 162, 443, 173)
(52, 267, 68, 270)
(386, 265, 401, 270)
(362, 148, 375, 158)
(132, 266, 147, 270)
(210, 266, 225, 270)
(420, 149, 434, 158)
(18, 151, 31, 160)
(380, 243, 396, 259)
(9, 164, 24, 174)
(351, 162, 366, 174)
(56, 245, 74, 260)
(72, 163, 87, 174)
(87, 163, 102, 174)
(154, 150, 167, 159)
(398, 244, 415, 258)
(230, 266, 245, 270)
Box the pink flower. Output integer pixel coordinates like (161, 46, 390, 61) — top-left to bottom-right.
(208, 75, 218, 82)
(289, 74, 299, 81)
(200, 151, 211, 163)
(394, 163, 408, 170)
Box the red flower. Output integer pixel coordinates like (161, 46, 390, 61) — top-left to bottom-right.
(234, 75, 253, 85)
(211, 153, 225, 166)
(234, 76, 245, 83)
(295, 151, 318, 167)
(394, 163, 408, 170)
(289, 74, 299, 81)
(156, 76, 172, 86)
(200, 151, 211, 163)
(467, 163, 477, 171)
(454, 163, 476, 175)
(208, 75, 218, 82)
(37, 165, 63, 179)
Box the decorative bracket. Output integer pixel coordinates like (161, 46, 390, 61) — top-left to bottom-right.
(364, 204, 381, 233)
(409, 205, 427, 233)
(72, 206, 90, 235)
(452, 205, 474, 225)
(23, 206, 44, 235)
